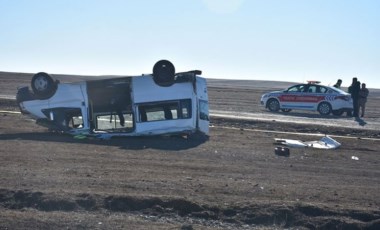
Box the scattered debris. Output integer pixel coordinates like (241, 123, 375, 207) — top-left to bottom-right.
(275, 136, 341, 149)
(274, 147, 290, 156)
(74, 134, 87, 139)
(305, 136, 341, 149)
(275, 139, 307, 148)
(351, 156, 359, 160)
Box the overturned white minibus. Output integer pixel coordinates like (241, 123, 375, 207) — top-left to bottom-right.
(17, 60, 209, 139)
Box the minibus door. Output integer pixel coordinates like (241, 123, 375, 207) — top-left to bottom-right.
(196, 77, 209, 135)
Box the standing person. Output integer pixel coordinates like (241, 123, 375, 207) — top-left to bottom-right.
(110, 96, 125, 126)
(333, 79, 342, 89)
(358, 83, 369, 117)
(348, 77, 361, 117)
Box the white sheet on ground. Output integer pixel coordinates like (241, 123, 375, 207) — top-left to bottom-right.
(274, 136, 341, 149)
(274, 138, 308, 148)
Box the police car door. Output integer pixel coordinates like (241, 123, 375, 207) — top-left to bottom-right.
(301, 85, 324, 110)
(280, 84, 305, 110)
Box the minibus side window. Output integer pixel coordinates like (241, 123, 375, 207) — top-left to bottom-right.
(96, 112, 134, 131)
(138, 99, 191, 122)
(180, 99, 191, 119)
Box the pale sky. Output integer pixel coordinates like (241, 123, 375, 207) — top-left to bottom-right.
(1, 0, 379, 88)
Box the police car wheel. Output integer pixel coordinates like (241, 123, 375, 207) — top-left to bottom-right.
(318, 102, 332, 115)
(267, 99, 280, 112)
(281, 109, 292, 113)
(332, 109, 344, 116)
(31, 72, 57, 99)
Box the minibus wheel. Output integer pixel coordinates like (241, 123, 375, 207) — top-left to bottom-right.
(152, 60, 175, 86)
(31, 72, 57, 99)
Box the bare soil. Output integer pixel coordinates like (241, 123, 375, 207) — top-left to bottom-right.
(0, 72, 379, 229)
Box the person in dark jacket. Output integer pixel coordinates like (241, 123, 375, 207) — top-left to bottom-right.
(358, 83, 369, 117)
(333, 79, 342, 89)
(348, 77, 361, 118)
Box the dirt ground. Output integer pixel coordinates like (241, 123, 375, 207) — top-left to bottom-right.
(0, 72, 379, 229)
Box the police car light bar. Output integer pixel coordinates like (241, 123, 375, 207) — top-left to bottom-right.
(307, 80, 321, 84)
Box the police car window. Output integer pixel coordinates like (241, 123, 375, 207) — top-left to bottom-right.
(288, 85, 304, 92)
(319, 86, 328, 93)
(287, 86, 297, 92)
(307, 85, 317, 93)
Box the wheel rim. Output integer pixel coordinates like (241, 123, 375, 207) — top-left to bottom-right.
(268, 100, 279, 111)
(34, 76, 48, 91)
(319, 103, 330, 115)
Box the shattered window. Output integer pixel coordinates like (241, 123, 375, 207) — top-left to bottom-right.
(68, 115, 83, 129)
(45, 108, 84, 130)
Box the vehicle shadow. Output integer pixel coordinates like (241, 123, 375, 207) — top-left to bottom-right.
(0, 132, 208, 151)
(274, 111, 368, 126)
(268, 111, 352, 120)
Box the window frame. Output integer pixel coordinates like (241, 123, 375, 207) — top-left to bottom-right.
(137, 99, 192, 123)
(95, 112, 134, 132)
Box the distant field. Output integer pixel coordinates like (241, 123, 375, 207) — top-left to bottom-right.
(0, 71, 297, 100)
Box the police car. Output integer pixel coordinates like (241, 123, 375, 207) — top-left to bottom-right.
(260, 81, 353, 116)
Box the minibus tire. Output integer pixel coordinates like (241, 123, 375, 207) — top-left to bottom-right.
(153, 60, 175, 86)
(31, 72, 57, 99)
